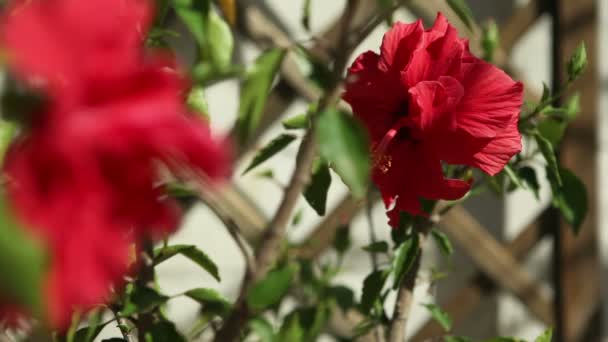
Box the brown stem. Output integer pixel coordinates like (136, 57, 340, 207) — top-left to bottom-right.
(135, 240, 155, 342)
(388, 218, 433, 342)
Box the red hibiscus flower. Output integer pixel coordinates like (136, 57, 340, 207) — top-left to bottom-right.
(343, 13, 523, 226)
(1, 0, 231, 328)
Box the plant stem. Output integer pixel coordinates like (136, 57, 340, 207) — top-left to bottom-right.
(135, 239, 156, 342)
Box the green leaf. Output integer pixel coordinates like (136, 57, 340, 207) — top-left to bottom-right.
(0, 196, 45, 315)
(303, 158, 331, 215)
(540, 82, 551, 103)
(301, 0, 311, 31)
(186, 85, 209, 121)
(206, 9, 234, 69)
(535, 328, 553, 342)
(422, 303, 452, 331)
(446, 0, 475, 30)
(184, 288, 231, 316)
(154, 245, 220, 281)
(445, 337, 473, 342)
(362, 241, 389, 254)
(564, 93, 581, 121)
(360, 269, 388, 314)
(247, 263, 297, 311)
(236, 48, 286, 145)
(552, 168, 588, 234)
(392, 234, 420, 289)
(282, 113, 309, 130)
(249, 317, 276, 342)
(291, 208, 304, 226)
(328, 286, 355, 313)
(431, 229, 453, 257)
(316, 109, 370, 198)
(121, 286, 170, 316)
(567, 42, 587, 81)
(243, 134, 297, 174)
(503, 164, 524, 189)
(518, 166, 540, 199)
(279, 305, 329, 342)
(73, 309, 107, 342)
(481, 19, 499, 61)
(144, 321, 186, 342)
(538, 118, 566, 147)
(277, 311, 304, 342)
(535, 132, 561, 186)
(332, 225, 351, 254)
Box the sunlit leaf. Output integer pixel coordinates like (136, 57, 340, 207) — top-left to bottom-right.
(121, 286, 169, 316)
(154, 245, 220, 281)
(431, 229, 453, 257)
(392, 234, 420, 289)
(247, 263, 297, 311)
(243, 134, 297, 175)
(184, 288, 231, 316)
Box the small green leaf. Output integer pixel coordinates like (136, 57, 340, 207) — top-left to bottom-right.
(121, 286, 170, 316)
(567, 42, 587, 81)
(186, 85, 209, 121)
(301, 0, 311, 31)
(535, 132, 561, 186)
(360, 269, 388, 314)
(552, 168, 588, 234)
(392, 235, 420, 289)
(144, 321, 186, 342)
(362, 241, 389, 254)
(481, 19, 499, 62)
(332, 225, 351, 254)
(184, 288, 231, 316)
(535, 328, 553, 342)
(540, 82, 551, 103)
(316, 109, 370, 198)
(538, 118, 566, 147)
(247, 263, 297, 311)
(243, 134, 297, 174)
(564, 93, 581, 121)
(73, 311, 107, 342)
(154, 245, 220, 281)
(249, 317, 276, 342)
(431, 229, 453, 257)
(328, 286, 355, 313)
(282, 113, 309, 130)
(422, 303, 452, 331)
(303, 158, 331, 215)
(446, 0, 475, 30)
(236, 48, 287, 145)
(518, 166, 540, 199)
(207, 9, 234, 69)
(277, 311, 304, 342)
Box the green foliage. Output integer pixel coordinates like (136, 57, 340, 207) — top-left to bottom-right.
(535, 132, 562, 187)
(362, 241, 389, 254)
(301, 0, 312, 31)
(184, 288, 231, 317)
(328, 285, 355, 313)
(186, 85, 209, 121)
(422, 303, 452, 331)
(431, 229, 453, 257)
(551, 167, 588, 234)
(535, 328, 553, 342)
(247, 263, 298, 311)
(392, 234, 420, 289)
(243, 134, 297, 174)
(332, 225, 351, 255)
(282, 113, 310, 130)
(236, 48, 287, 145)
(153, 244, 220, 281)
(518, 166, 541, 199)
(121, 285, 170, 316)
(360, 269, 389, 314)
(72, 310, 107, 342)
(144, 321, 186, 342)
(537, 118, 566, 147)
(303, 158, 332, 215)
(316, 109, 370, 198)
(567, 42, 587, 81)
(446, 0, 475, 30)
(481, 20, 499, 62)
(249, 317, 276, 342)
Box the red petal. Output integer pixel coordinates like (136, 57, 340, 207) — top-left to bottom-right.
(379, 20, 424, 71)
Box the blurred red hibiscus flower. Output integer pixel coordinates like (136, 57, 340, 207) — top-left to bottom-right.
(343, 13, 523, 226)
(0, 0, 231, 328)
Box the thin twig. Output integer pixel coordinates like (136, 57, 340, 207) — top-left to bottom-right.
(110, 307, 134, 342)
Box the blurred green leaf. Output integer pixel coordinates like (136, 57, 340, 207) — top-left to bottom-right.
(518, 166, 540, 199)
(73, 311, 107, 342)
(481, 19, 499, 61)
(362, 241, 389, 254)
(144, 321, 186, 342)
(247, 263, 297, 311)
(332, 225, 351, 255)
(360, 269, 388, 314)
(552, 167, 588, 234)
(121, 286, 169, 316)
(535, 328, 553, 342)
(564, 93, 581, 121)
(206, 9, 234, 69)
(236, 48, 286, 145)
(444, 337, 473, 342)
(184, 288, 231, 316)
(538, 118, 566, 147)
(316, 109, 370, 198)
(392, 234, 420, 289)
(249, 317, 276, 342)
(422, 303, 452, 331)
(154, 245, 220, 281)
(243, 134, 297, 175)
(303, 158, 331, 216)
(301, 0, 311, 30)
(431, 229, 453, 257)
(446, 0, 475, 30)
(567, 42, 587, 81)
(535, 132, 561, 186)
(328, 286, 355, 313)
(186, 85, 209, 121)
(282, 114, 309, 130)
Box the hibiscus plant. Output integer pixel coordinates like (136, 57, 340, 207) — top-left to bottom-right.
(0, 0, 587, 341)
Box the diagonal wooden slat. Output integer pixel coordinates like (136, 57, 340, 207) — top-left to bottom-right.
(439, 206, 553, 324)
